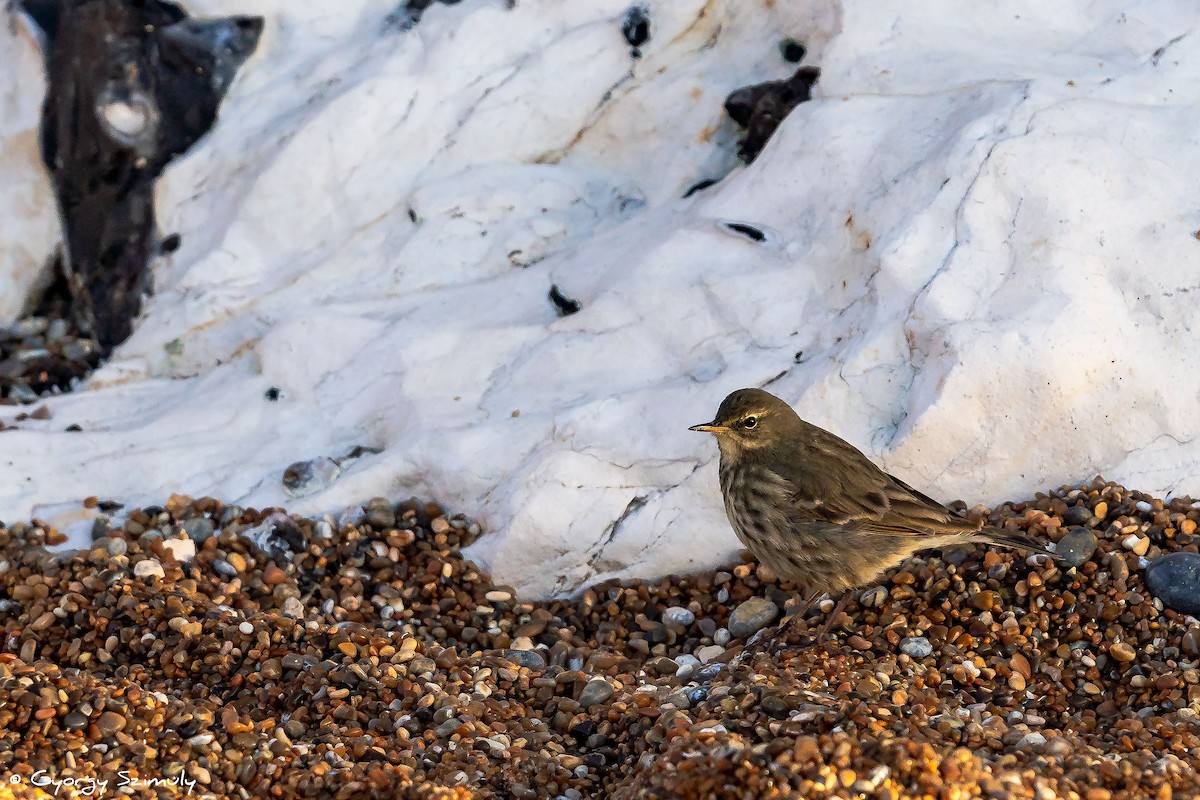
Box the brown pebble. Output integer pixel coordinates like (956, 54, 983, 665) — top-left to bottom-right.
(262, 564, 287, 586)
(1110, 642, 1137, 663)
(95, 711, 126, 736)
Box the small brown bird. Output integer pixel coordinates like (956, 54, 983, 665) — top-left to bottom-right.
(691, 388, 1053, 633)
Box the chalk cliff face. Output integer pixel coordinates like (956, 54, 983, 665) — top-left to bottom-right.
(2, 0, 1199, 598)
(0, 16, 58, 323)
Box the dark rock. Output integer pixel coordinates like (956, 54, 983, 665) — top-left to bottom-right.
(724, 65, 821, 162)
(1147, 553, 1200, 615)
(21, 0, 262, 352)
(549, 284, 581, 317)
(1064, 504, 1092, 526)
(621, 5, 650, 52)
(365, 497, 396, 529)
(1056, 528, 1097, 568)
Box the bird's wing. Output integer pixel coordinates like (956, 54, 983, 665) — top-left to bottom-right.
(777, 425, 975, 536)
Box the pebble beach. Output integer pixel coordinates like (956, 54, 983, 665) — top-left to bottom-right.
(1, 480, 1199, 799)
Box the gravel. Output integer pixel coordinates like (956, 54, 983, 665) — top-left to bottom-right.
(0, 480, 1199, 798)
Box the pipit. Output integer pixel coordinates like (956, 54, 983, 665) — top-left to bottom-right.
(691, 388, 1054, 637)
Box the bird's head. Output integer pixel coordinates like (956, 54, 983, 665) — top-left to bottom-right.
(689, 388, 798, 457)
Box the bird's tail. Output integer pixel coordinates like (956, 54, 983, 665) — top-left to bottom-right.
(975, 526, 1061, 560)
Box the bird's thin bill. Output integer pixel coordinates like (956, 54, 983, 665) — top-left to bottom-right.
(689, 423, 727, 433)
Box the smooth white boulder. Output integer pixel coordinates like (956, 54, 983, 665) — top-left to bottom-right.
(0, 18, 59, 324)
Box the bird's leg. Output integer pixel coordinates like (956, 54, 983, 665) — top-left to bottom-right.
(778, 588, 824, 635)
(812, 591, 853, 641)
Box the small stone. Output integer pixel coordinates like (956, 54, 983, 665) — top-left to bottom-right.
(95, 711, 127, 736)
(182, 517, 215, 542)
(134, 559, 165, 579)
(860, 585, 889, 608)
(900, 637, 933, 659)
(1064, 505, 1092, 526)
(227, 553, 247, 572)
(63, 711, 88, 730)
(238, 622, 254, 635)
(434, 717, 461, 737)
(161, 538, 196, 563)
(1110, 642, 1137, 662)
(728, 597, 779, 639)
(1056, 529, 1097, 568)
(1147, 552, 1200, 615)
(503, 649, 546, 670)
(212, 559, 238, 579)
(262, 564, 287, 586)
(365, 497, 396, 529)
(106, 537, 127, 556)
(1093, 501, 1108, 521)
(281, 597, 305, 619)
(1017, 732, 1046, 749)
(969, 591, 997, 611)
(760, 695, 791, 718)
(1184, 629, 1200, 657)
(662, 606, 695, 627)
(486, 590, 513, 603)
(578, 678, 615, 708)
(696, 644, 725, 663)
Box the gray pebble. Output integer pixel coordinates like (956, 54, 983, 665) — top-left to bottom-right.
(106, 538, 127, 556)
(728, 597, 779, 639)
(1017, 732, 1047, 749)
(578, 678, 614, 708)
(63, 711, 89, 730)
(662, 606, 695, 627)
(434, 717, 461, 737)
(900, 636, 933, 659)
(1147, 552, 1200, 615)
(212, 559, 238, 579)
(760, 694, 791, 719)
(219, 505, 245, 526)
(503, 649, 546, 670)
(1055, 528, 1097, 568)
(365, 497, 396, 529)
(182, 517, 215, 542)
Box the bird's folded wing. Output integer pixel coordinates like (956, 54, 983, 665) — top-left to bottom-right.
(779, 429, 977, 536)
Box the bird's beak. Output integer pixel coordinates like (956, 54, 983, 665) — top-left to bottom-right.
(689, 422, 728, 434)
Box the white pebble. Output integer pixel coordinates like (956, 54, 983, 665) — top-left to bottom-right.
(238, 622, 254, 635)
(696, 645, 725, 663)
(1136, 501, 1153, 512)
(133, 559, 165, 579)
(485, 590, 512, 603)
(161, 538, 196, 563)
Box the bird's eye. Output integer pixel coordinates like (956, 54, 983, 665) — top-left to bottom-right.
(743, 416, 758, 429)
